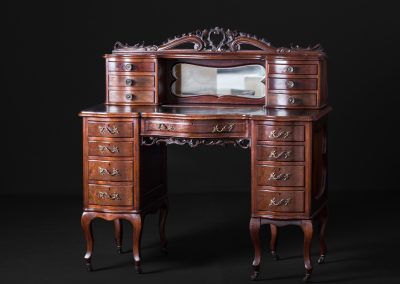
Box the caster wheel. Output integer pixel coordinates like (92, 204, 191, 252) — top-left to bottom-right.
(317, 255, 325, 264)
(302, 273, 311, 282)
(116, 246, 122, 254)
(85, 261, 92, 272)
(135, 264, 142, 274)
(250, 270, 259, 281)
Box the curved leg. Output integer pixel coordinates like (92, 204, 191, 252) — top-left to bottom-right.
(81, 212, 96, 271)
(301, 220, 313, 282)
(317, 206, 328, 264)
(159, 200, 168, 255)
(128, 214, 143, 274)
(114, 219, 123, 254)
(249, 217, 261, 281)
(270, 224, 279, 260)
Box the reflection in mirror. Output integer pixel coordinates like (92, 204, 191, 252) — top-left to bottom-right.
(172, 64, 266, 98)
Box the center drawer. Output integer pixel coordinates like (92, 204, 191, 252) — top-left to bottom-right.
(142, 118, 248, 137)
(257, 165, 304, 187)
(256, 190, 304, 213)
(88, 160, 133, 182)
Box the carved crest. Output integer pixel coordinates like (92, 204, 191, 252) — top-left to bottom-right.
(113, 27, 323, 54)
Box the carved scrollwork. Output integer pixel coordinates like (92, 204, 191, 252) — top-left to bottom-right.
(113, 27, 323, 54)
(141, 136, 250, 149)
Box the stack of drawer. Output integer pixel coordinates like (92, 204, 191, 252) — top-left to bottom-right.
(254, 121, 308, 217)
(85, 118, 135, 210)
(106, 57, 157, 105)
(267, 60, 322, 109)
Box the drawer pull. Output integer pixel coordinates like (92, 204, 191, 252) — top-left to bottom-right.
(286, 80, 295, 88)
(98, 145, 120, 154)
(268, 171, 291, 181)
(212, 124, 234, 133)
(98, 191, 121, 201)
(269, 150, 291, 159)
(269, 129, 291, 139)
(98, 167, 120, 176)
(125, 78, 135, 86)
(125, 93, 134, 100)
(288, 96, 299, 104)
(99, 125, 119, 135)
(286, 66, 294, 73)
(158, 123, 175, 131)
(122, 63, 135, 71)
(269, 197, 291, 206)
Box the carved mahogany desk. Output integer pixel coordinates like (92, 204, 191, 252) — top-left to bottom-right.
(79, 28, 331, 282)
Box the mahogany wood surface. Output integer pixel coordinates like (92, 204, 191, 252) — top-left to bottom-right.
(79, 28, 330, 281)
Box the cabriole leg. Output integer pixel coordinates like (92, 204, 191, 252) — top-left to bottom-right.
(114, 219, 123, 254)
(81, 212, 96, 271)
(128, 214, 143, 274)
(301, 220, 313, 282)
(269, 224, 279, 260)
(249, 217, 261, 281)
(159, 200, 168, 255)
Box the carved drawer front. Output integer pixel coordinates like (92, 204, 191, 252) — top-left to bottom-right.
(268, 64, 318, 75)
(267, 93, 316, 107)
(143, 119, 248, 137)
(88, 160, 133, 182)
(108, 75, 155, 87)
(257, 165, 304, 187)
(108, 61, 155, 72)
(88, 141, 134, 157)
(108, 90, 155, 104)
(268, 78, 317, 90)
(257, 124, 304, 142)
(256, 190, 304, 213)
(88, 184, 133, 206)
(88, 121, 133, 138)
(256, 145, 304, 162)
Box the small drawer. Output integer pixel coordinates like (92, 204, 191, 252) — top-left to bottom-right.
(268, 64, 317, 75)
(257, 165, 304, 187)
(108, 90, 155, 104)
(88, 141, 134, 157)
(257, 124, 304, 142)
(267, 93, 316, 107)
(88, 160, 133, 182)
(256, 190, 304, 213)
(88, 184, 133, 206)
(108, 61, 155, 72)
(256, 145, 304, 162)
(88, 121, 133, 138)
(268, 78, 317, 90)
(142, 118, 248, 137)
(108, 75, 155, 87)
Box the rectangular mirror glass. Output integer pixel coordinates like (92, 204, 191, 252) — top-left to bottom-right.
(172, 64, 266, 98)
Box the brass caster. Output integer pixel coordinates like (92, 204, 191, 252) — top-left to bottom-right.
(85, 260, 92, 271)
(271, 251, 280, 261)
(317, 254, 325, 264)
(250, 266, 260, 281)
(135, 263, 142, 274)
(302, 273, 311, 282)
(116, 246, 122, 254)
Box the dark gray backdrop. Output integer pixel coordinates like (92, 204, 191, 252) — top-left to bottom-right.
(5, 0, 400, 196)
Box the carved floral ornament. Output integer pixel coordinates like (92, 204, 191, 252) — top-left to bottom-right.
(113, 27, 323, 54)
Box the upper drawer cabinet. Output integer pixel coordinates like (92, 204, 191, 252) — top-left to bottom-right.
(108, 90, 155, 104)
(108, 75, 155, 88)
(268, 78, 317, 90)
(268, 64, 317, 75)
(108, 61, 155, 72)
(257, 124, 304, 142)
(267, 93, 316, 108)
(88, 121, 134, 138)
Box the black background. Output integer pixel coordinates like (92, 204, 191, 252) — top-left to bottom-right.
(5, 0, 400, 196)
(4, 1, 400, 283)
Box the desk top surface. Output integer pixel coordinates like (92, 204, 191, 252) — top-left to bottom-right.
(80, 104, 332, 121)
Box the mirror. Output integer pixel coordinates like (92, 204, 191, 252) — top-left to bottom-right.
(171, 64, 266, 98)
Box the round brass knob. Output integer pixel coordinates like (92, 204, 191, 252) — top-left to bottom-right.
(286, 66, 294, 73)
(286, 80, 295, 88)
(125, 93, 134, 100)
(123, 63, 134, 71)
(288, 97, 297, 104)
(125, 78, 135, 86)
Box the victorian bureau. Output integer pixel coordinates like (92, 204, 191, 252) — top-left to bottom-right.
(80, 27, 331, 282)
